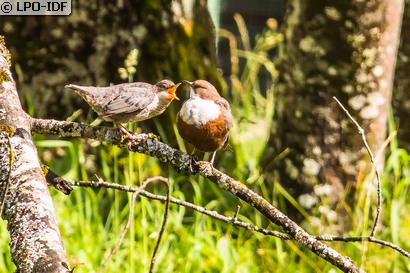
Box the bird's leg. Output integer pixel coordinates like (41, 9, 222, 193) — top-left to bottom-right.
(189, 148, 198, 172)
(203, 151, 216, 172)
(209, 151, 217, 165)
(116, 123, 143, 141)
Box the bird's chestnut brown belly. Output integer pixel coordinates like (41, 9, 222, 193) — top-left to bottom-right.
(177, 114, 229, 152)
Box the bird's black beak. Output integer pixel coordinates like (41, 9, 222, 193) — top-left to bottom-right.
(182, 80, 195, 98)
(182, 80, 193, 86)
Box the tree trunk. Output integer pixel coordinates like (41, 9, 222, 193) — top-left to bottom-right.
(354, 0, 404, 162)
(272, 0, 403, 224)
(393, 0, 410, 148)
(0, 39, 70, 272)
(274, 0, 358, 217)
(0, 0, 222, 120)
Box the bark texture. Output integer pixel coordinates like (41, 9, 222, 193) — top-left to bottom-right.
(353, 0, 404, 156)
(273, 0, 358, 221)
(272, 0, 403, 224)
(0, 0, 222, 120)
(0, 39, 70, 273)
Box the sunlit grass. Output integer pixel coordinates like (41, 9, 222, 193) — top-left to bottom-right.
(217, 14, 282, 184)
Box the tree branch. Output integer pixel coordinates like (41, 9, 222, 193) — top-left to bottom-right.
(31, 117, 364, 272)
(71, 178, 292, 240)
(70, 179, 410, 259)
(316, 235, 410, 258)
(0, 40, 70, 272)
(333, 97, 382, 237)
(96, 176, 170, 273)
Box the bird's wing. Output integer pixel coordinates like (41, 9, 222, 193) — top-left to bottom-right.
(215, 98, 233, 127)
(215, 98, 233, 149)
(103, 86, 155, 116)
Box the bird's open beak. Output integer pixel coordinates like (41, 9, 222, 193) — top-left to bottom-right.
(167, 83, 181, 100)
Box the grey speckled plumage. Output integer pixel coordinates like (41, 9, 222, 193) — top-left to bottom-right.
(66, 79, 180, 139)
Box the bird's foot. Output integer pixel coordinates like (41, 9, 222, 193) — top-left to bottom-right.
(189, 154, 199, 173)
(203, 161, 215, 173)
(119, 126, 143, 141)
(126, 132, 144, 141)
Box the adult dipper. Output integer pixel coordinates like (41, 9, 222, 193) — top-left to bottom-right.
(66, 80, 180, 140)
(176, 80, 233, 166)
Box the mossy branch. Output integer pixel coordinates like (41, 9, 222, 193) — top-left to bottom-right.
(31, 117, 364, 273)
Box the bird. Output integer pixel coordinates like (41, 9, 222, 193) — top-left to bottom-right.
(176, 80, 233, 168)
(66, 80, 180, 140)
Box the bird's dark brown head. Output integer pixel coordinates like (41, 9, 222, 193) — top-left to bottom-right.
(183, 80, 221, 101)
(156, 79, 180, 100)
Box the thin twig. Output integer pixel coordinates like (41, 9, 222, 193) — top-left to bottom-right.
(42, 163, 73, 195)
(316, 235, 410, 258)
(149, 177, 170, 273)
(70, 179, 410, 258)
(70, 179, 291, 240)
(97, 191, 138, 273)
(333, 96, 383, 237)
(97, 179, 149, 273)
(96, 176, 169, 273)
(232, 205, 241, 221)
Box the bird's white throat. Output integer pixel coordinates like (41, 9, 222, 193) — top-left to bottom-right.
(180, 96, 221, 125)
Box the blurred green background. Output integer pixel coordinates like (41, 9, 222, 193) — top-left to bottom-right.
(1, 0, 410, 272)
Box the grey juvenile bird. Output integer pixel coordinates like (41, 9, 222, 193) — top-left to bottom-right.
(66, 80, 180, 139)
(176, 80, 233, 166)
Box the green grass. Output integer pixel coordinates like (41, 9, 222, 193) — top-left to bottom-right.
(217, 14, 282, 184)
(2, 115, 410, 272)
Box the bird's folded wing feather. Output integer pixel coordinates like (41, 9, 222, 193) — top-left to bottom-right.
(103, 87, 155, 116)
(216, 98, 233, 127)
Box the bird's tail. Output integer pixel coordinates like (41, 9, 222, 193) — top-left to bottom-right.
(65, 84, 104, 114)
(65, 84, 91, 94)
(65, 84, 98, 101)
